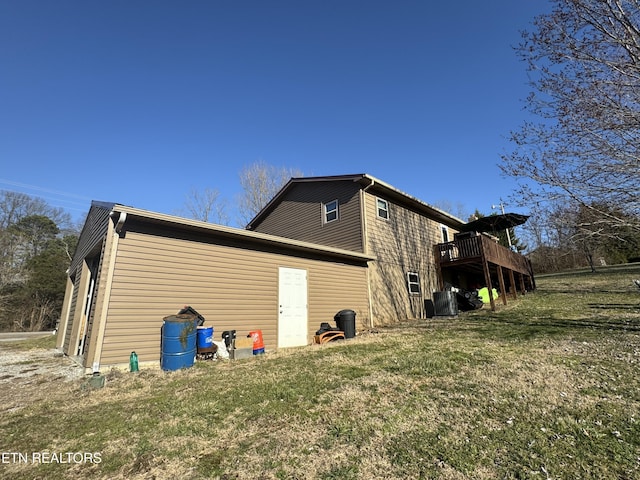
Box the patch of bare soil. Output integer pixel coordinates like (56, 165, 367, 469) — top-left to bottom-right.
(0, 346, 84, 414)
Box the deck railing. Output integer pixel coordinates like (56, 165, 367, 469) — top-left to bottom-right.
(436, 234, 530, 274)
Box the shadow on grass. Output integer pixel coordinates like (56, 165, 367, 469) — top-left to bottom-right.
(453, 302, 640, 342)
(588, 303, 640, 310)
(542, 289, 636, 294)
(380, 313, 640, 342)
(486, 316, 640, 333)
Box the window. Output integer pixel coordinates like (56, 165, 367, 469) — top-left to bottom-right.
(376, 198, 389, 220)
(324, 200, 338, 223)
(441, 225, 449, 243)
(407, 272, 421, 295)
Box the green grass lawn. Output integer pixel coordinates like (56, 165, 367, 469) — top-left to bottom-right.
(1, 265, 639, 479)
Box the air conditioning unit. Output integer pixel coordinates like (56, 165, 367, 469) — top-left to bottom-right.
(433, 291, 458, 316)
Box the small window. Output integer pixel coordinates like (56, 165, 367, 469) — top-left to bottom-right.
(377, 198, 389, 220)
(407, 272, 421, 295)
(441, 225, 449, 243)
(324, 200, 338, 223)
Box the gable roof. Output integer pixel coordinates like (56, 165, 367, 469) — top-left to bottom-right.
(246, 173, 466, 230)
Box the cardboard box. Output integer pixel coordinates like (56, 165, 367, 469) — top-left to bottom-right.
(230, 347, 253, 360)
(235, 337, 254, 349)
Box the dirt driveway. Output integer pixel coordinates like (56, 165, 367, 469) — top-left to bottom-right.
(0, 342, 84, 414)
(0, 331, 55, 342)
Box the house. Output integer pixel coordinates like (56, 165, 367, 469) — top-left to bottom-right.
(56, 201, 372, 372)
(247, 174, 467, 323)
(247, 174, 534, 319)
(57, 174, 534, 371)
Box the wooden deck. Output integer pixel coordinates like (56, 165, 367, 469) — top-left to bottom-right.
(434, 234, 535, 311)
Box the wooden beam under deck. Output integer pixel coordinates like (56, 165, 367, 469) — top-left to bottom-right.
(434, 234, 535, 311)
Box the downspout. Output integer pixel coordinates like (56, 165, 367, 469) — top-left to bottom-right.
(361, 177, 375, 328)
(111, 210, 127, 234)
(362, 177, 375, 194)
(361, 177, 375, 255)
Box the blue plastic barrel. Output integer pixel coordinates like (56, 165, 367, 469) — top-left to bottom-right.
(196, 326, 214, 353)
(161, 314, 197, 371)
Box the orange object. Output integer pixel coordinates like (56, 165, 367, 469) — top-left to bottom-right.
(314, 330, 345, 344)
(249, 330, 265, 354)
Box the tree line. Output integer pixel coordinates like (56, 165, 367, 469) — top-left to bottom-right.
(0, 191, 79, 331)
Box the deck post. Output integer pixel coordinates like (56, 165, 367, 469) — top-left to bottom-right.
(480, 246, 496, 311)
(497, 265, 508, 306)
(508, 269, 518, 299)
(519, 272, 527, 294)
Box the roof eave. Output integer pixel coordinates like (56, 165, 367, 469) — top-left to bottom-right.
(245, 172, 465, 230)
(111, 204, 374, 263)
(357, 174, 465, 228)
(245, 174, 367, 230)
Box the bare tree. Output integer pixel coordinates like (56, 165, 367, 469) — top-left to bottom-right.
(0, 190, 72, 230)
(431, 200, 469, 222)
(237, 160, 303, 226)
(178, 187, 229, 225)
(1, 195, 66, 291)
(0, 229, 23, 290)
(501, 0, 640, 235)
(521, 199, 640, 272)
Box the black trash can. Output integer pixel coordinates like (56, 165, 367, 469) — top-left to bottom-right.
(334, 309, 356, 339)
(424, 299, 435, 318)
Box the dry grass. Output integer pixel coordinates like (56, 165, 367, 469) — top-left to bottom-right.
(1, 265, 639, 479)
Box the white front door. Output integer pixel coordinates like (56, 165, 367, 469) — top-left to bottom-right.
(278, 267, 308, 348)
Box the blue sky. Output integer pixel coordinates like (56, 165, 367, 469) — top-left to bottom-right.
(0, 1, 550, 227)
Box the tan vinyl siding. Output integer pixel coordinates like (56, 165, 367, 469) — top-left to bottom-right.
(60, 204, 111, 354)
(77, 241, 107, 365)
(83, 223, 117, 368)
(56, 277, 74, 350)
(65, 261, 91, 356)
(364, 192, 457, 324)
(250, 181, 364, 252)
(98, 229, 369, 366)
(62, 264, 81, 353)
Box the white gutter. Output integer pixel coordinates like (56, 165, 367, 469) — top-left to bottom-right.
(110, 211, 127, 234)
(360, 177, 376, 329)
